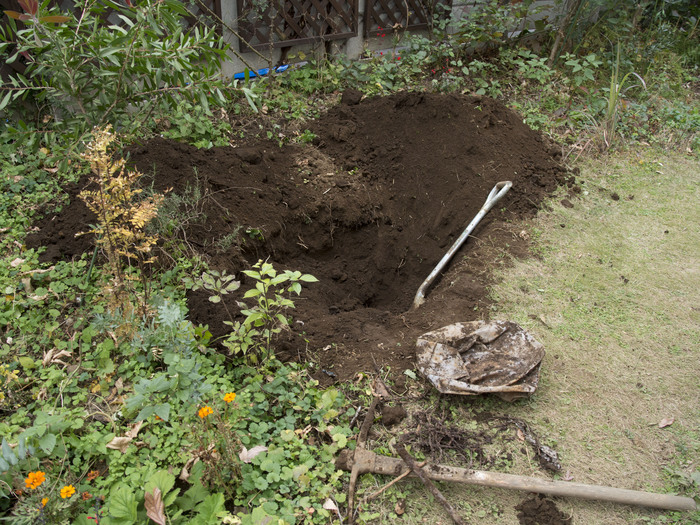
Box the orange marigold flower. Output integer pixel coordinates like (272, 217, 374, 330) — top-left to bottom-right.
(223, 392, 236, 403)
(24, 471, 46, 490)
(198, 406, 213, 419)
(41, 497, 48, 507)
(81, 491, 92, 500)
(86, 470, 100, 481)
(60, 485, 76, 499)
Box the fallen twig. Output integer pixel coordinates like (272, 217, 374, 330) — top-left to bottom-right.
(347, 397, 379, 524)
(395, 443, 466, 525)
(365, 460, 427, 501)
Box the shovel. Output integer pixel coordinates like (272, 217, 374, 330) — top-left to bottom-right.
(412, 181, 512, 309)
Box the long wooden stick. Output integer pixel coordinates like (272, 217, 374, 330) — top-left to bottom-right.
(337, 449, 697, 512)
(396, 444, 466, 525)
(347, 398, 380, 524)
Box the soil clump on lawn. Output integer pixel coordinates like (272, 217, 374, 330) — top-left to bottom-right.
(516, 495, 572, 524)
(27, 92, 572, 384)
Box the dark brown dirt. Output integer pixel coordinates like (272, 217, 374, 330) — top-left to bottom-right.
(516, 495, 572, 524)
(26, 92, 573, 384)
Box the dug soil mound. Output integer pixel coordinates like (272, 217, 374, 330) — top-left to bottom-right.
(27, 92, 573, 383)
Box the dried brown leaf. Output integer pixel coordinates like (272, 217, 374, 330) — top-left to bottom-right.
(144, 487, 166, 525)
(239, 445, 268, 463)
(372, 377, 391, 399)
(125, 421, 143, 439)
(106, 436, 132, 453)
(658, 417, 674, 428)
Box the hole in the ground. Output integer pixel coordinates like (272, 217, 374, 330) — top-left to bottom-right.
(26, 92, 573, 381)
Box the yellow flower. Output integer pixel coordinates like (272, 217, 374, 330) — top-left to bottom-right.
(24, 471, 46, 490)
(223, 392, 236, 403)
(198, 406, 213, 419)
(60, 485, 76, 499)
(41, 497, 48, 507)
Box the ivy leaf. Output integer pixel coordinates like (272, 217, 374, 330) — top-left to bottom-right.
(190, 493, 225, 525)
(260, 457, 281, 474)
(109, 486, 138, 522)
(144, 487, 166, 525)
(145, 470, 175, 497)
(38, 433, 56, 454)
(332, 433, 347, 449)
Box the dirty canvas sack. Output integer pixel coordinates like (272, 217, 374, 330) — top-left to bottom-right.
(416, 320, 544, 401)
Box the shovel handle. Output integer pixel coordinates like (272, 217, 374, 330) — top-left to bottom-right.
(339, 449, 697, 512)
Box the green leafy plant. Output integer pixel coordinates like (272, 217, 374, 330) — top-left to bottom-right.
(0, 0, 250, 145)
(185, 269, 241, 322)
(297, 129, 317, 144)
(229, 260, 318, 362)
(190, 361, 352, 523)
(602, 43, 646, 147)
(124, 300, 213, 422)
(562, 52, 604, 89)
(71, 467, 227, 524)
(449, 0, 541, 49)
(187, 261, 318, 363)
(160, 101, 232, 149)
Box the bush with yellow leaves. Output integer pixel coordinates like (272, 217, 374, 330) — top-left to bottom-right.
(80, 126, 165, 314)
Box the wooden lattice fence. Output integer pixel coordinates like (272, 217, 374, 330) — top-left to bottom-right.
(235, 0, 452, 51)
(364, 0, 451, 36)
(236, 0, 359, 50)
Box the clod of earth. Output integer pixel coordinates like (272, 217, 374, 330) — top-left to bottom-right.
(516, 495, 572, 525)
(27, 93, 574, 382)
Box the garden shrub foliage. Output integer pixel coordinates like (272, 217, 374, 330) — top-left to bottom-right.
(79, 126, 164, 314)
(0, 0, 237, 144)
